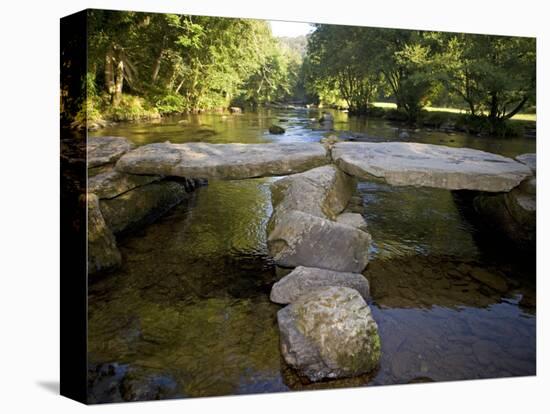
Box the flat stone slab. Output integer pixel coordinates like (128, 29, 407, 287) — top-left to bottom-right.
(88, 170, 162, 199)
(88, 136, 135, 168)
(332, 142, 532, 192)
(116, 142, 329, 180)
(100, 181, 191, 235)
(270, 266, 370, 304)
(515, 153, 536, 174)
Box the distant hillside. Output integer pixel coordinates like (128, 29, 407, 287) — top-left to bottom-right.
(277, 35, 308, 58)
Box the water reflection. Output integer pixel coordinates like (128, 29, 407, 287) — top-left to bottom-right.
(358, 181, 480, 260)
(88, 108, 535, 401)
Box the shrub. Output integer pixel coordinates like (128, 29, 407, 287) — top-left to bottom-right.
(365, 105, 386, 118)
(103, 94, 160, 121)
(384, 108, 410, 122)
(154, 94, 188, 115)
(420, 111, 454, 128)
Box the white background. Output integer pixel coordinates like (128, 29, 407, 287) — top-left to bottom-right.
(0, 0, 548, 412)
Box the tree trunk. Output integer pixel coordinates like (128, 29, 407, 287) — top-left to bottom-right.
(175, 79, 185, 94)
(503, 96, 528, 120)
(151, 49, 163, 84)
(468, 100, 476, 116)
(104, 49, 115, 95)
(112, 59, 124, 106)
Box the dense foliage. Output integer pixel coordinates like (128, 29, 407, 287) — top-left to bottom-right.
(66, 10, 535, 136)
(83, 10, 302, 123)
(305, 25, 535, 130)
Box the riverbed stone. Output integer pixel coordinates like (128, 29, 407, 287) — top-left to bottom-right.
(268, 210, 371, 272)
(100, 181, 192, 235)
(518, 176, 536, 195)
(468, 267, 509, 293)
(267, 165, 368, 272)
(277, 286, 381, 381)
(89, 170, 162, 199)
(270, 165, 355, 220)
(332, 142, 532, 192)
(336, 212, 368, 232)
(88, 193, 121, 274)
(473, 184, 535, 247)
(270, 266, 370, 304)
(88, 136, 135, 168)
(515, 153, 536, 173)
(116, 142, 329, 180)
(269, 125, 285, 134)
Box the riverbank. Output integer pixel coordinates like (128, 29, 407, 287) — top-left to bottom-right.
(78, 95, 536, 139)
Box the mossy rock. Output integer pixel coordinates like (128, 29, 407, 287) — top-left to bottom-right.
(277, 286, 381, 382)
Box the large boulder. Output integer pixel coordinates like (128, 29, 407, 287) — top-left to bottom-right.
(87, 193, 121, 275)
(332, 142, 532, 192)
(277, 286, 381, 381)
(270, 165, 355, 220)
(100, 181, 192, 235)
(267, 165, 369, 273)
(336, 212, 368, 232)
(116, 142, 329, 180)
(515, 153, 536, 173)
(473, 183, 536, 247)
(88, 136, 135, 168)
(88, 169, 162, 199)
(270, 266, 370, 304)
(268, 210, 371, 272)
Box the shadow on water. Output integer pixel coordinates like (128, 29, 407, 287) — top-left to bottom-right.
(87, 108, 536, 402)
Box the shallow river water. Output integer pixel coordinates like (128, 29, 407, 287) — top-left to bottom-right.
(88, 108, 536, 402)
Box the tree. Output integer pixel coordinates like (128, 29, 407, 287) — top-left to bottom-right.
(306, 25, 381, 114)
(375, 29, 437, 122)
(440, 33, 535, 131)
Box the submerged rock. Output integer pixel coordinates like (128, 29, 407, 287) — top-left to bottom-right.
(119, 370, 179, 402)
(270, 266, 370, 304)
(468, 267, 508, 293)
(88, 136, 135, 168)
(269, 125, 285, 134)
(319, 112, 334, 123)
(278, 286, 381, 381)
(116, 142, 329, 180)
(332, 142, 532, 192)
(87, 193, 121, 275)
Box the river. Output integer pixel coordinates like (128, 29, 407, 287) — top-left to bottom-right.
(87, 108, 536, 401)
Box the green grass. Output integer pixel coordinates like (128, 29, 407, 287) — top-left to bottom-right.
(372, 102, 536, 122)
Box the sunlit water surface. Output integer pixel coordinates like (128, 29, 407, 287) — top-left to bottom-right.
(88, 109, 535, 402)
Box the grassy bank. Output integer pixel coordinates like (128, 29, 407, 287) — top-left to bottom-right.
(372, 102, 537, 122)
(343, 102, 537, 137)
